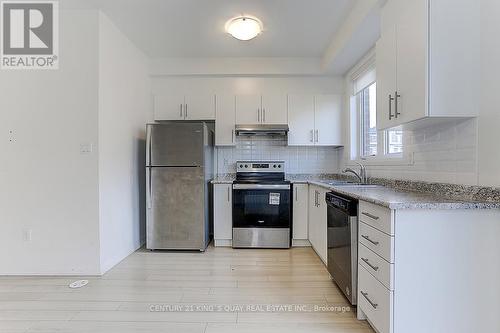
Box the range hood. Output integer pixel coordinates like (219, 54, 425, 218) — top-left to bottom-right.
(235, 124, 289, 136)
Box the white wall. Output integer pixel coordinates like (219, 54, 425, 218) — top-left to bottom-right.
(479, 0, 500, 187)
(0, 10, 101, 275)
(98, 13, 152, 273)
(152, 76, 344, 175)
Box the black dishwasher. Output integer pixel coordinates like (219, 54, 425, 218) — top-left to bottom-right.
(326, 191, 358, 305)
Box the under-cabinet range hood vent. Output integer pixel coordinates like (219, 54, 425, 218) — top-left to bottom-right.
(235, 124, 289, 136)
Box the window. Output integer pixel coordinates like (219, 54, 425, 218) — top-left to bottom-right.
(352, 73, 404, 160)
(386, 129, 403, 154)
(358, 82, 377, 158)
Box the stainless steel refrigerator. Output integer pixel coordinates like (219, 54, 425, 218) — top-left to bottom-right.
(146, 122, 214, 251)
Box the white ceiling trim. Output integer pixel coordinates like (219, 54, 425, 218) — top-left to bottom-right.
(149, 57, 328, 77)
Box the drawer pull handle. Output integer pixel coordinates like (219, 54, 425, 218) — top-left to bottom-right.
(361, 291, 378, 309)
(361, 258, 379, 271)
(362, 212, 379, 220)
(361, 235, 379, 246)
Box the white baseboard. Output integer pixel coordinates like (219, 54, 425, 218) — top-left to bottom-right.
(292, 239, 311, 247)
(214, 239, 232, 247)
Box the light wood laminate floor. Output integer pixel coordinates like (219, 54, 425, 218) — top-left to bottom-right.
(0, 245, 374, 333)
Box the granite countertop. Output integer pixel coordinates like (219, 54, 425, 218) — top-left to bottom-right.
(308, 180, 500, 210)
(211, 174, 500, 210)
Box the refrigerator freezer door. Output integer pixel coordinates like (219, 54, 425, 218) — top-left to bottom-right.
(149, 123, 204, 167)
(146, 166, 206, 250)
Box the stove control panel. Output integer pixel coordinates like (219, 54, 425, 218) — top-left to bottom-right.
(236, 161, 285, 173)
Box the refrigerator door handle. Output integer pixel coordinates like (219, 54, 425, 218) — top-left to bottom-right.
(146, 168, 152, 209)
(146, 125, 151, 166)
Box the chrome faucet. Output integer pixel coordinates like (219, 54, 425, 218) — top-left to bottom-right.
(342, 162, 367, 183)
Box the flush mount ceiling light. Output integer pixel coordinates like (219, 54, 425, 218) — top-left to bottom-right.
(225, 16, 263, 41)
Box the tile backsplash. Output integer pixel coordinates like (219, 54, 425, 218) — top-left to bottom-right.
(342, 119, 478, 185)
(216, 136, 342, 174)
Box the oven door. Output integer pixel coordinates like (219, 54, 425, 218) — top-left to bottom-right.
(232, 184, 291, 228)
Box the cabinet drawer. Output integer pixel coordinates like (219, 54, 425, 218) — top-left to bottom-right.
(359, 243, 394, 290)
(359, 201, 394, 236)
(358, 265, 393, 333)
(359, 222, 394, 263)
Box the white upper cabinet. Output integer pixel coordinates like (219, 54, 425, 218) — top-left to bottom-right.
(376, 0, 480, 130)
(235, 94, 287, 125)
(288, 94, 315, 146)
(288, 94, 343, 146)
(376, 0, 398, 131)
(154, 93, 215, 121)
(235, 95, 261, 124)
(184, 94, 216, 120)
(314, 94, 342, 146)
(154, 95, 185, 121)
(215, 95, 236, 146)
(261, 94, 287, 124)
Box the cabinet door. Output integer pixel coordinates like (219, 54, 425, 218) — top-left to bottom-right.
(314, 95, 343, 146)
(214, 184, 233, 243)
(316, 188, 328, 264)
(154, 95, 185, 121)
(308, 186, 318, 251)
(185, 94, 216, 120)
(376, 0, 398, 130)
(261, 94, 287, 124)
(235, 95, 261, 124)
(215, 95, 236, 146)
(292, 184, 309, 240)
(288, 94, 315, 146)
(395, 0, 428, 126)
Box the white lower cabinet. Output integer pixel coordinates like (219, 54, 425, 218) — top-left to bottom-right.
(213, 184, 232, 246)
(358, 265, 394, 333)
(292, 184, 309, 245)
(308, 185, 327, 264)
(357, 200, 500, 333)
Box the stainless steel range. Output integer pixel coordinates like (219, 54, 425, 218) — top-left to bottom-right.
(232, 161, 291, 249)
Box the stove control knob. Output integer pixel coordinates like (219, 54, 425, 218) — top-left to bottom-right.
(273, 164, 277, 168)
(239, 164, 243, 168)
(245, 164, 248, 168)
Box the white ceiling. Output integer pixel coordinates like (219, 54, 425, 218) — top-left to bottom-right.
(89, 0, 356, 58)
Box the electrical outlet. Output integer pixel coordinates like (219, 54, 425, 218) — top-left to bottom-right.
(80, 143, 93, 154)
(8, 130, 15, 143)
(23, 229, 32, 242)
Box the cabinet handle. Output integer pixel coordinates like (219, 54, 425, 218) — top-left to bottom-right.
(185, 104, 188, 119)
(361, 258, 379, 271)
(180, 104, 183, 118)
(360, 291, 378, 309)
(310, 130, 314, 142)
(388, 94, 394, 120)
(295, 189, 298, 201)
(231, 129, 234, 143)
(361, 212, 379, 220)
(361, 235, 380, 246)
(315, 130, 319, 143)
(394, 91, 401, 118)
(227, 186, 230, 202)
(263, 109, 266, 123)
(257, 109, 261, 123)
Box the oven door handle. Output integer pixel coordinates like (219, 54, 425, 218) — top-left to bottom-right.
(232, 184, 290, 190)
